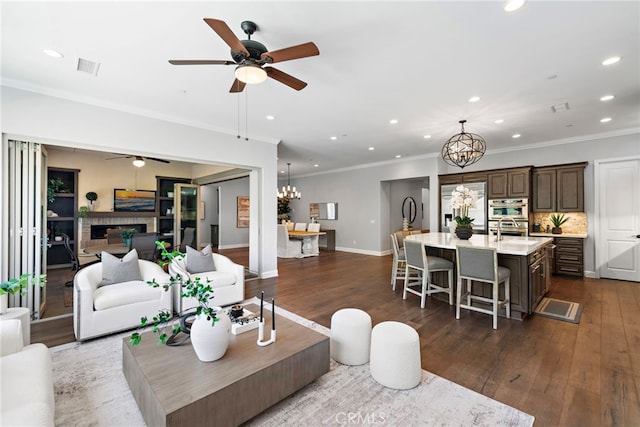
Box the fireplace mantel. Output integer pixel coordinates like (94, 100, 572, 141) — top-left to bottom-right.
(86, 211, 157, 218)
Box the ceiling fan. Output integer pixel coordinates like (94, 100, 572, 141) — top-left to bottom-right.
(106, 155, 170, 167)
(169, 18, 320, 93)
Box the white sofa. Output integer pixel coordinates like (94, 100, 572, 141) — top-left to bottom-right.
(74, 259, 172, 341)
(169, 251, 244, 314)
(0, 319, 54, 426)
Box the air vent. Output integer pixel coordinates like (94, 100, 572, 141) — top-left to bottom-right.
(76, 57, 100, 76)
(551, 102, 570, 113)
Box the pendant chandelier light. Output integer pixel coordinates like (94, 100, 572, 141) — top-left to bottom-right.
(441, 120, 486, 169)
(277, 163, 301, 200)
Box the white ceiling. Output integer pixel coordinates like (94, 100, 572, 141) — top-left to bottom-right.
(2, 1, 639, 176)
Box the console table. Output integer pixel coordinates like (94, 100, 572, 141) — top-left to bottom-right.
(319, 229, 335, 251)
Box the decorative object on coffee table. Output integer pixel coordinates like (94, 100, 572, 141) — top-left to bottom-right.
(549, 213, 569, 234)
(257, 291, 276, 347)
(129, 242, 231, 362)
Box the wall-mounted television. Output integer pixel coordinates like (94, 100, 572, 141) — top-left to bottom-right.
(113, 189, 157, 212)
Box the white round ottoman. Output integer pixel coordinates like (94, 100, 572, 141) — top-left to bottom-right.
(330, 308, 372, 365)
(370, 321, 421, 389)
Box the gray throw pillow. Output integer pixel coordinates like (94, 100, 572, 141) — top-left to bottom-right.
(100, 249, 142, 287)
(186, 245, 216, 274)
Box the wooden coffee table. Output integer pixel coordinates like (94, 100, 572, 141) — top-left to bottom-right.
(122, 304, 330, 427)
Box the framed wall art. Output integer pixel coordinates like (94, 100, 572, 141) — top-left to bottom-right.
(237, 196, 249, 228)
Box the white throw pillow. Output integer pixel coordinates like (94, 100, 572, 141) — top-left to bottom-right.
(100, 249, 142, 286)
(186, 245, 216, 274)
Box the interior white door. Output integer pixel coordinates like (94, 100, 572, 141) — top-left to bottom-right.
(597, 158, 640, 282)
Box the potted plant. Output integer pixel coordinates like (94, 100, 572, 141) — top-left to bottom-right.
(120, 229, 137, 246)
(129, 242, 230, 362)
(1, 273, 46, 314)
(450, 185, 478, 240)
(549, 213, 569, 234)
(85, 191, 98, 211)
(78, 206, 89, 218)
(53, 226, 63, 241)
(47, 178, 68, 203)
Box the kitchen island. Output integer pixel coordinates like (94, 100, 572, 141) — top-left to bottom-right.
(406, 233, 554, 320)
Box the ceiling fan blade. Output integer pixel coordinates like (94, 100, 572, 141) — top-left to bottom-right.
(203, 18, 250, 58)
(169, 59, 235, 65)
(229, 79, 246, 93)
(105, 155, 132, 160)
(261, 42, 319, 64)
(146, 157, 171, 164)
(265, 67, 307, 91)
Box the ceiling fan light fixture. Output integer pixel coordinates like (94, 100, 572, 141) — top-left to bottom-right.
(132, 156, 146, 167)
(235, 64, 267, 84)
(441, 120, 486, 169)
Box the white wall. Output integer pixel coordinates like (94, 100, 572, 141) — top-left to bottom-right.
(1, 87, 279, 277)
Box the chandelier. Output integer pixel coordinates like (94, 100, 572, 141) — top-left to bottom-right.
(441, 120, 486, 169)
(277, 163, 301, 200)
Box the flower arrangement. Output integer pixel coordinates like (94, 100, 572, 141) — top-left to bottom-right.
(129, 241, 219, 346)
(450, 185, 478, 226)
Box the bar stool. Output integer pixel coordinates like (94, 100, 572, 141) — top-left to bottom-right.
(455, 245, 511, 330)
(390, 233, 406, 290)
(403, 240, 454, 308)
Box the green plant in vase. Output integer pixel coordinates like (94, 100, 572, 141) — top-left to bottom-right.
(47, 178, 68, 203)
(1, 273, 46, 314)
(549, 213, 569, 234)
(85, 191, 98, 211)
(120, 229, 137, 246)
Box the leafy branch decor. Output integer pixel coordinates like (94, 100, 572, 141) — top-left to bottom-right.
(129, 242, 220, 347)
(0, 273, 46, 296)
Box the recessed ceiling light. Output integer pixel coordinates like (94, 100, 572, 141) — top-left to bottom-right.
(280, 170, 285, 174)
(395, 155, 402, 158)
(423, 135, 431, 139)
(602, 56, 621, 66)
(42, 49, 63, 58)
(468, 96, 480, 103)
(314, 164, 319, 168)
(600, 95, 615, 101)
(504, 0, 526, 12)
(494, 119, 504, 124)
(600, 117, 612, 123)
(330, 136, 337, 140)
(368, 147, 375, 151)
(389, 119, 398, 124)
(512, 134, 521, 139)
(266, 115, 275, 120)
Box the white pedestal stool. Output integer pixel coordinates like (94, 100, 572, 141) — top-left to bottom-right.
(330, 308, 372, 365)
(370, 321, 421, 389)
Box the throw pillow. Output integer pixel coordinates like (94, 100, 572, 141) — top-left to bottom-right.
(100, 249, 143, 287)
(186, 245, 216, 274)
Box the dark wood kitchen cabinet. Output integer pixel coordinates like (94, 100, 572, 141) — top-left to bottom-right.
(554, 237, 584, 277)
(532, 162, 586, 212)
(487, 167, 531, 199)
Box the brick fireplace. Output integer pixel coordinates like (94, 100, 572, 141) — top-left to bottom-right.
(79, 213, 156, 250)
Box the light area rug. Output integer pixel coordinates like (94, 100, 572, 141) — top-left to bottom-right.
(50, 298, 534, 426)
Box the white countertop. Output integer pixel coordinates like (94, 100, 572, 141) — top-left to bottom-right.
(406, 232, 554, 256)
(529, 232, 587, 239)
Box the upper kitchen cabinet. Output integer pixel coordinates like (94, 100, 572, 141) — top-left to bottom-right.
(439, 174, 462, 185)
(532, 162, 586, 212)
(487, 167, 531, 199)
(461, 172, 488, 183)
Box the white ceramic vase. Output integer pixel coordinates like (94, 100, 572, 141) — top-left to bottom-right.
(0, 294, 8, 315)
(190, 308, 231, 362)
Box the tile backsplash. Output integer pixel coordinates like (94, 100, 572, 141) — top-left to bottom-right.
(531, 212, 587, 234)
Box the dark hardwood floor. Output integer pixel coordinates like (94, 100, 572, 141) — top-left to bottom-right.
(32, 248, 640, 426)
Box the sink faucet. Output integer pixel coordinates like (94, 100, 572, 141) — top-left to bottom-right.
(496, 217, 519, 241)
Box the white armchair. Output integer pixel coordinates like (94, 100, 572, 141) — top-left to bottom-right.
(0, 319, 54, 426)
(277, 224, 302, 258)
(169, 251, 244, 314)
(73, 259, 172, 341)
